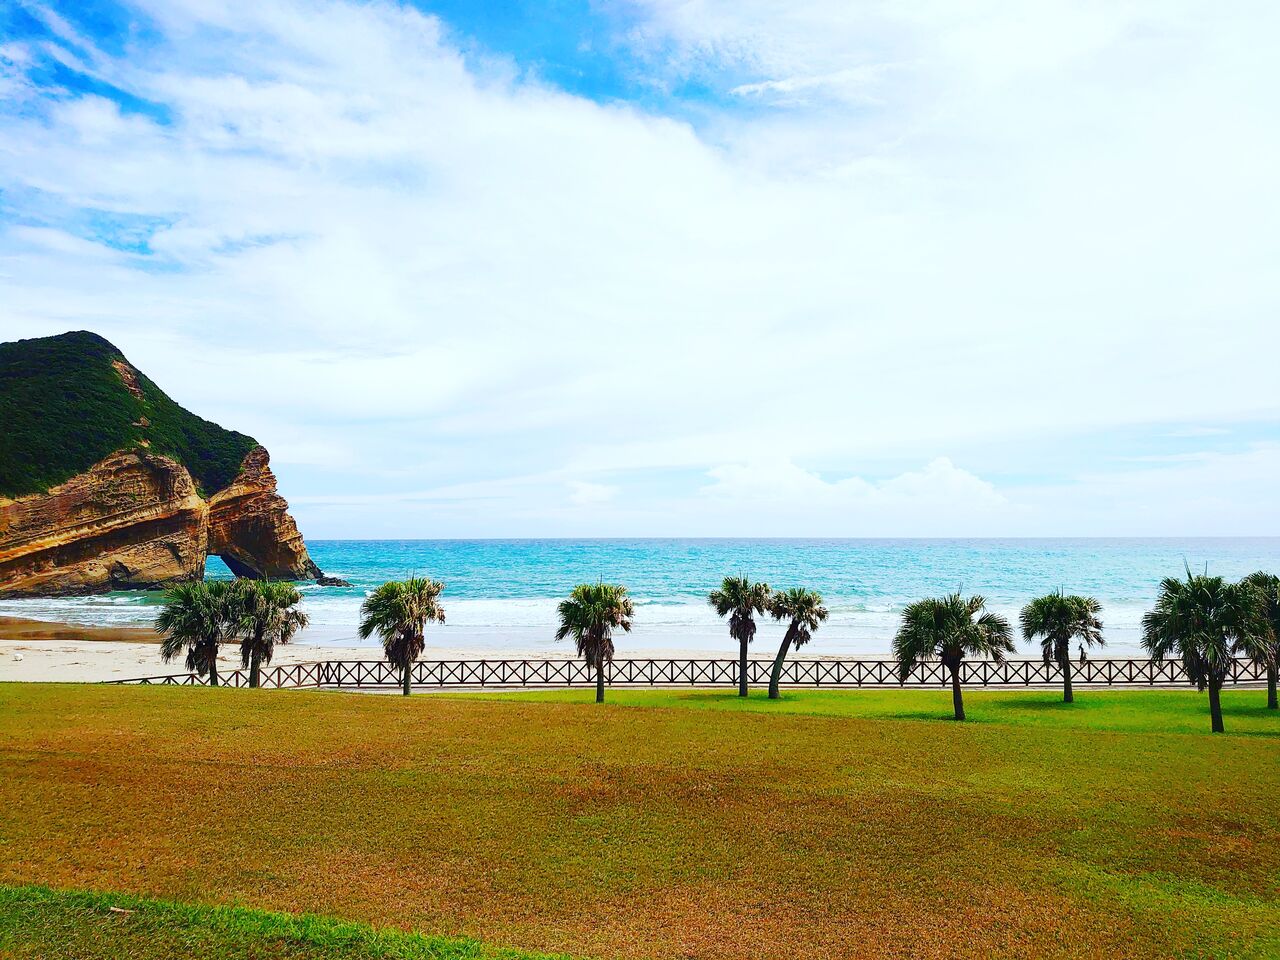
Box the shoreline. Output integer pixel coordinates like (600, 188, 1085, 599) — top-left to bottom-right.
(0, 614, 160, 644)
(0, 609, 1207, 686)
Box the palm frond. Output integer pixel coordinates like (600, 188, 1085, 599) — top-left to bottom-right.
(769, 587, 828, 650)
(1020, 590, 1104, 666)
(358, 577, 446, 671)
(1141, 571, 1263, 690)
(708, 576, 770, 645)
(1241, 571, 1280, 667)
(556, 582, 634, 667)
(893, 592, 1012, 680)
(235, 579, 310, 669)
(153, 580, 239, 678)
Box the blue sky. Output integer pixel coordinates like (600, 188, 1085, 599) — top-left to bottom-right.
(1, 1, 734, 119)
(2, 0, 1279, 536)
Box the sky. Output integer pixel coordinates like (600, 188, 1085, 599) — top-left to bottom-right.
(1, 0, 1278, 538)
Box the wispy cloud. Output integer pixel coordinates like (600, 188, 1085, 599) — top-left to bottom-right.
(729, 64, 899, 103)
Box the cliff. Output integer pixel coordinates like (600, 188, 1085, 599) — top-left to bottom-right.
(0, 331, 323, 597)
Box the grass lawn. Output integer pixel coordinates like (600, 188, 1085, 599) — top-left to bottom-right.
(1, 683, 1277, 959)
(455, 684, 1280, 735)
(0, 885, 563, 959)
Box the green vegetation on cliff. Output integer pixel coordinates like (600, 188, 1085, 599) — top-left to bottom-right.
(0, 331, 257, 498)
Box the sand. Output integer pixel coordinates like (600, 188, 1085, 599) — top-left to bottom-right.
(0, 615, 588, 684)
(0, 615, 160, 644)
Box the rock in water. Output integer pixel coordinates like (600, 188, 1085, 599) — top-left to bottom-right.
(0, 331, 323, 597)
(315, 575, 354, 587)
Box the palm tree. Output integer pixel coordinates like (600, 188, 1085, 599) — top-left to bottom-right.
(893, 593, 1014, 721)
(555, 582, 634, 703)
(1141, 569, 1267, 733)
(1241, 571, 1280, 709)
(358, 577, 446, 696)
(709, 576, 771, 697)
(154, 580, 239, 686)
(767, 588, 828, 700)
(235, 580, 310, 688)
(1020, 590, 1104, 703)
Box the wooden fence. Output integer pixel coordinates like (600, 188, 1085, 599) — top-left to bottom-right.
(105, 656, 1268, 689)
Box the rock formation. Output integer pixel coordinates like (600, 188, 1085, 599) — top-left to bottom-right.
(207, 446, 320, 581)
(0, 445, 320, 596)
(0, 331, 325, 597)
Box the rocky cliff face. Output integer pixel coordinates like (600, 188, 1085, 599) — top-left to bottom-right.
(0, 330, 325, 598)
(0, 449, 207, 596)
(0, 445, 319, 597)
(207, 446, 320, 581)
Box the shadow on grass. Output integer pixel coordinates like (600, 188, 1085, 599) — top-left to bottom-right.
(992, 695, 1079, 712)
(760, 694, 982, 724)
(1219, 706, 1280, 737)
(884, 710, 972, 723)
(673, 691, 752, 704)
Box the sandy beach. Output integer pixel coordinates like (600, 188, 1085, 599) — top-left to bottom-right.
(0, 614, 589, 683)
(0, 613, 842, 684)
(0, 615, 356, 683)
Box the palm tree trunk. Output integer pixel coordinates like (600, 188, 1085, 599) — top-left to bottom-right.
(249, 648, 261, 689)
(738, 638, 749, 698)
(950, 664, 965, 721)
(769, 629, 791, 700)
(596, 658, 605, 703)
(1061, 655, 1073, 704)
(1268, 662, 1278, 710)
(402, 661, 412, 697)
(1208, 678, 1224, 733)
(209, 651, 219, 688)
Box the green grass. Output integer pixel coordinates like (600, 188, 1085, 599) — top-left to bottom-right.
(1, 683, 1278, 959)
(0, 330, 256, 497)
(455, 685, 1280, 736)
(0, 885, 566, 959)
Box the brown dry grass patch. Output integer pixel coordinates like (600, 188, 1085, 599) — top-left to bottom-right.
(1, 684, 1277, 959)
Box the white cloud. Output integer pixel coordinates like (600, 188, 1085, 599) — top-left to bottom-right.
(702, 457, 1001, 506)
(1015, 443, 1280, 536)
(568, 481, 619, 506)
(691, 457, 1006, 535)
(0, 0, 1277, 535)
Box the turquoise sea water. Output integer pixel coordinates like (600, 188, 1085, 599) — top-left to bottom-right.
(4, 538, 1280, 657)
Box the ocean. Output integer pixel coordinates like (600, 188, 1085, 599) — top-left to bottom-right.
(5, 538, 1280, 658)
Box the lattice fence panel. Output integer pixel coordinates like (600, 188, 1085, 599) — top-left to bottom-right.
(108, 657, 1266, 689)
